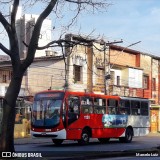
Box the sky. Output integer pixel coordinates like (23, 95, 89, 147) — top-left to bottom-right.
(72, 0, 160, 56)
(0, 0, 160, 57)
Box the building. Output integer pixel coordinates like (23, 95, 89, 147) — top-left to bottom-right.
(65, 34, 160, 133)
(0, 55, 65, 97)
(0, 34, 160, 134)
(0, 55, 65, 138)
(15, 7, 53, 58)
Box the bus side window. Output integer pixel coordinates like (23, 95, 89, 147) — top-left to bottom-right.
(141, 101, 149, 116)
(119, 100, 130, 115)
(108, 99, 118, 115)
(131, 100, 140, 115)
(68, 96, 80, 114)
(68, 96, 80, 125)
(93, 98, 106, 114)
(81, 97, 93, 114)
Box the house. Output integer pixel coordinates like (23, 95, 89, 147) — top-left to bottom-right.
(65, 34, 160, 133)
(0, 34, 160, 134)
(0, 55, 65, 97)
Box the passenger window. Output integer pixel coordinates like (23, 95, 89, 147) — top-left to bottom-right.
(68, 96, 80, 114)
(131, 100, 140, 115)
(119, 100, 130, 115)
(108, 99, 118, 115)
(141, 101, 149, 116)
(68, 96, 80, 125)
(93, 98, 106, 114)
(81, 97, 93, 114)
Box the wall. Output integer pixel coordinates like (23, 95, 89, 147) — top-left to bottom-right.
(140, 54, 152, 99)
(152, 58, 159, 104)
(67, 44, 88, 92)
(24, 58, 65, 95)
(110, 49, 137, 67)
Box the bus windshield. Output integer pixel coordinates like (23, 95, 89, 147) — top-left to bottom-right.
(32, 92, 64, 128)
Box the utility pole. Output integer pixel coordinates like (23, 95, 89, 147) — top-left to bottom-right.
(100, 40, 123, 95)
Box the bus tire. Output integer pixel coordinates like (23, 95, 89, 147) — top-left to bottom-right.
(98, 138, 110, 143)
(78, 130, 90, 145)
(52, 139, 63, 145)
(119, 128, 133, 143)
(125, 128, 133, 143)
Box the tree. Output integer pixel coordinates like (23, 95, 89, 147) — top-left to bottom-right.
(0, 0, 109, 152)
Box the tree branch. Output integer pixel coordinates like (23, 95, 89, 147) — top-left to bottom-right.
(0, 12, 12, 35)
(22, 0, 58, 69)
(11, 0, 19, 26)
(0, 43, 11, 55)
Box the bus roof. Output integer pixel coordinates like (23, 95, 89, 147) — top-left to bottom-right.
(35, 90, 149, 101)
(120, 96, 149, 101)
(35, 90, 120, 99)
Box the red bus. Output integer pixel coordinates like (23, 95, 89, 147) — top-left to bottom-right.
(31, 90, 150, 145)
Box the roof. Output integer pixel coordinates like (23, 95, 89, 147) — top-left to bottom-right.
(0, 56, 64, 68)
(110, 45, 160, 60)
(110, 45, 141, 55)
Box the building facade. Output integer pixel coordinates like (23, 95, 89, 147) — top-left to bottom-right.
(15, 7, 53, 58)
(0, 34, 160, 133)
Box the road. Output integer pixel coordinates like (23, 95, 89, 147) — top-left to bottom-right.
(14, 136, 160, 159)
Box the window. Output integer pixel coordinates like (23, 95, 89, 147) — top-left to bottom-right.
(73, 65, 82, 82)
(0, 70, 12, 83)
(2, 75, 7, 83)
(9, 71, 13, 80)
(152, 78, 156, 91)
(81, 97, 93, 114)
(68, 96, 80, 114)
(97, 68, 104, 85)
(143, 75, 149, 89)
(108, 99, 118, 114)
(131, 100, 140, 115)
(119, 100, 130, 115)
(117, 76, 120, 86)
(68, 96, 80, 125)
(110, 71, 115, 85)
(93, 98, 106, 114)
(141, 101, 149, 116)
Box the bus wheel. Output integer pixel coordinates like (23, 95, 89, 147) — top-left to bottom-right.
(119, 128, 133, 143)
(52, 139, 63, 145)
(98, 138, 110, 143)
(78, 130, 90, 145)
(125, 128, 133, 143)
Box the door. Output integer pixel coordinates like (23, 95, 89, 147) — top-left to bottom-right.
(150, 109, 158, 133)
